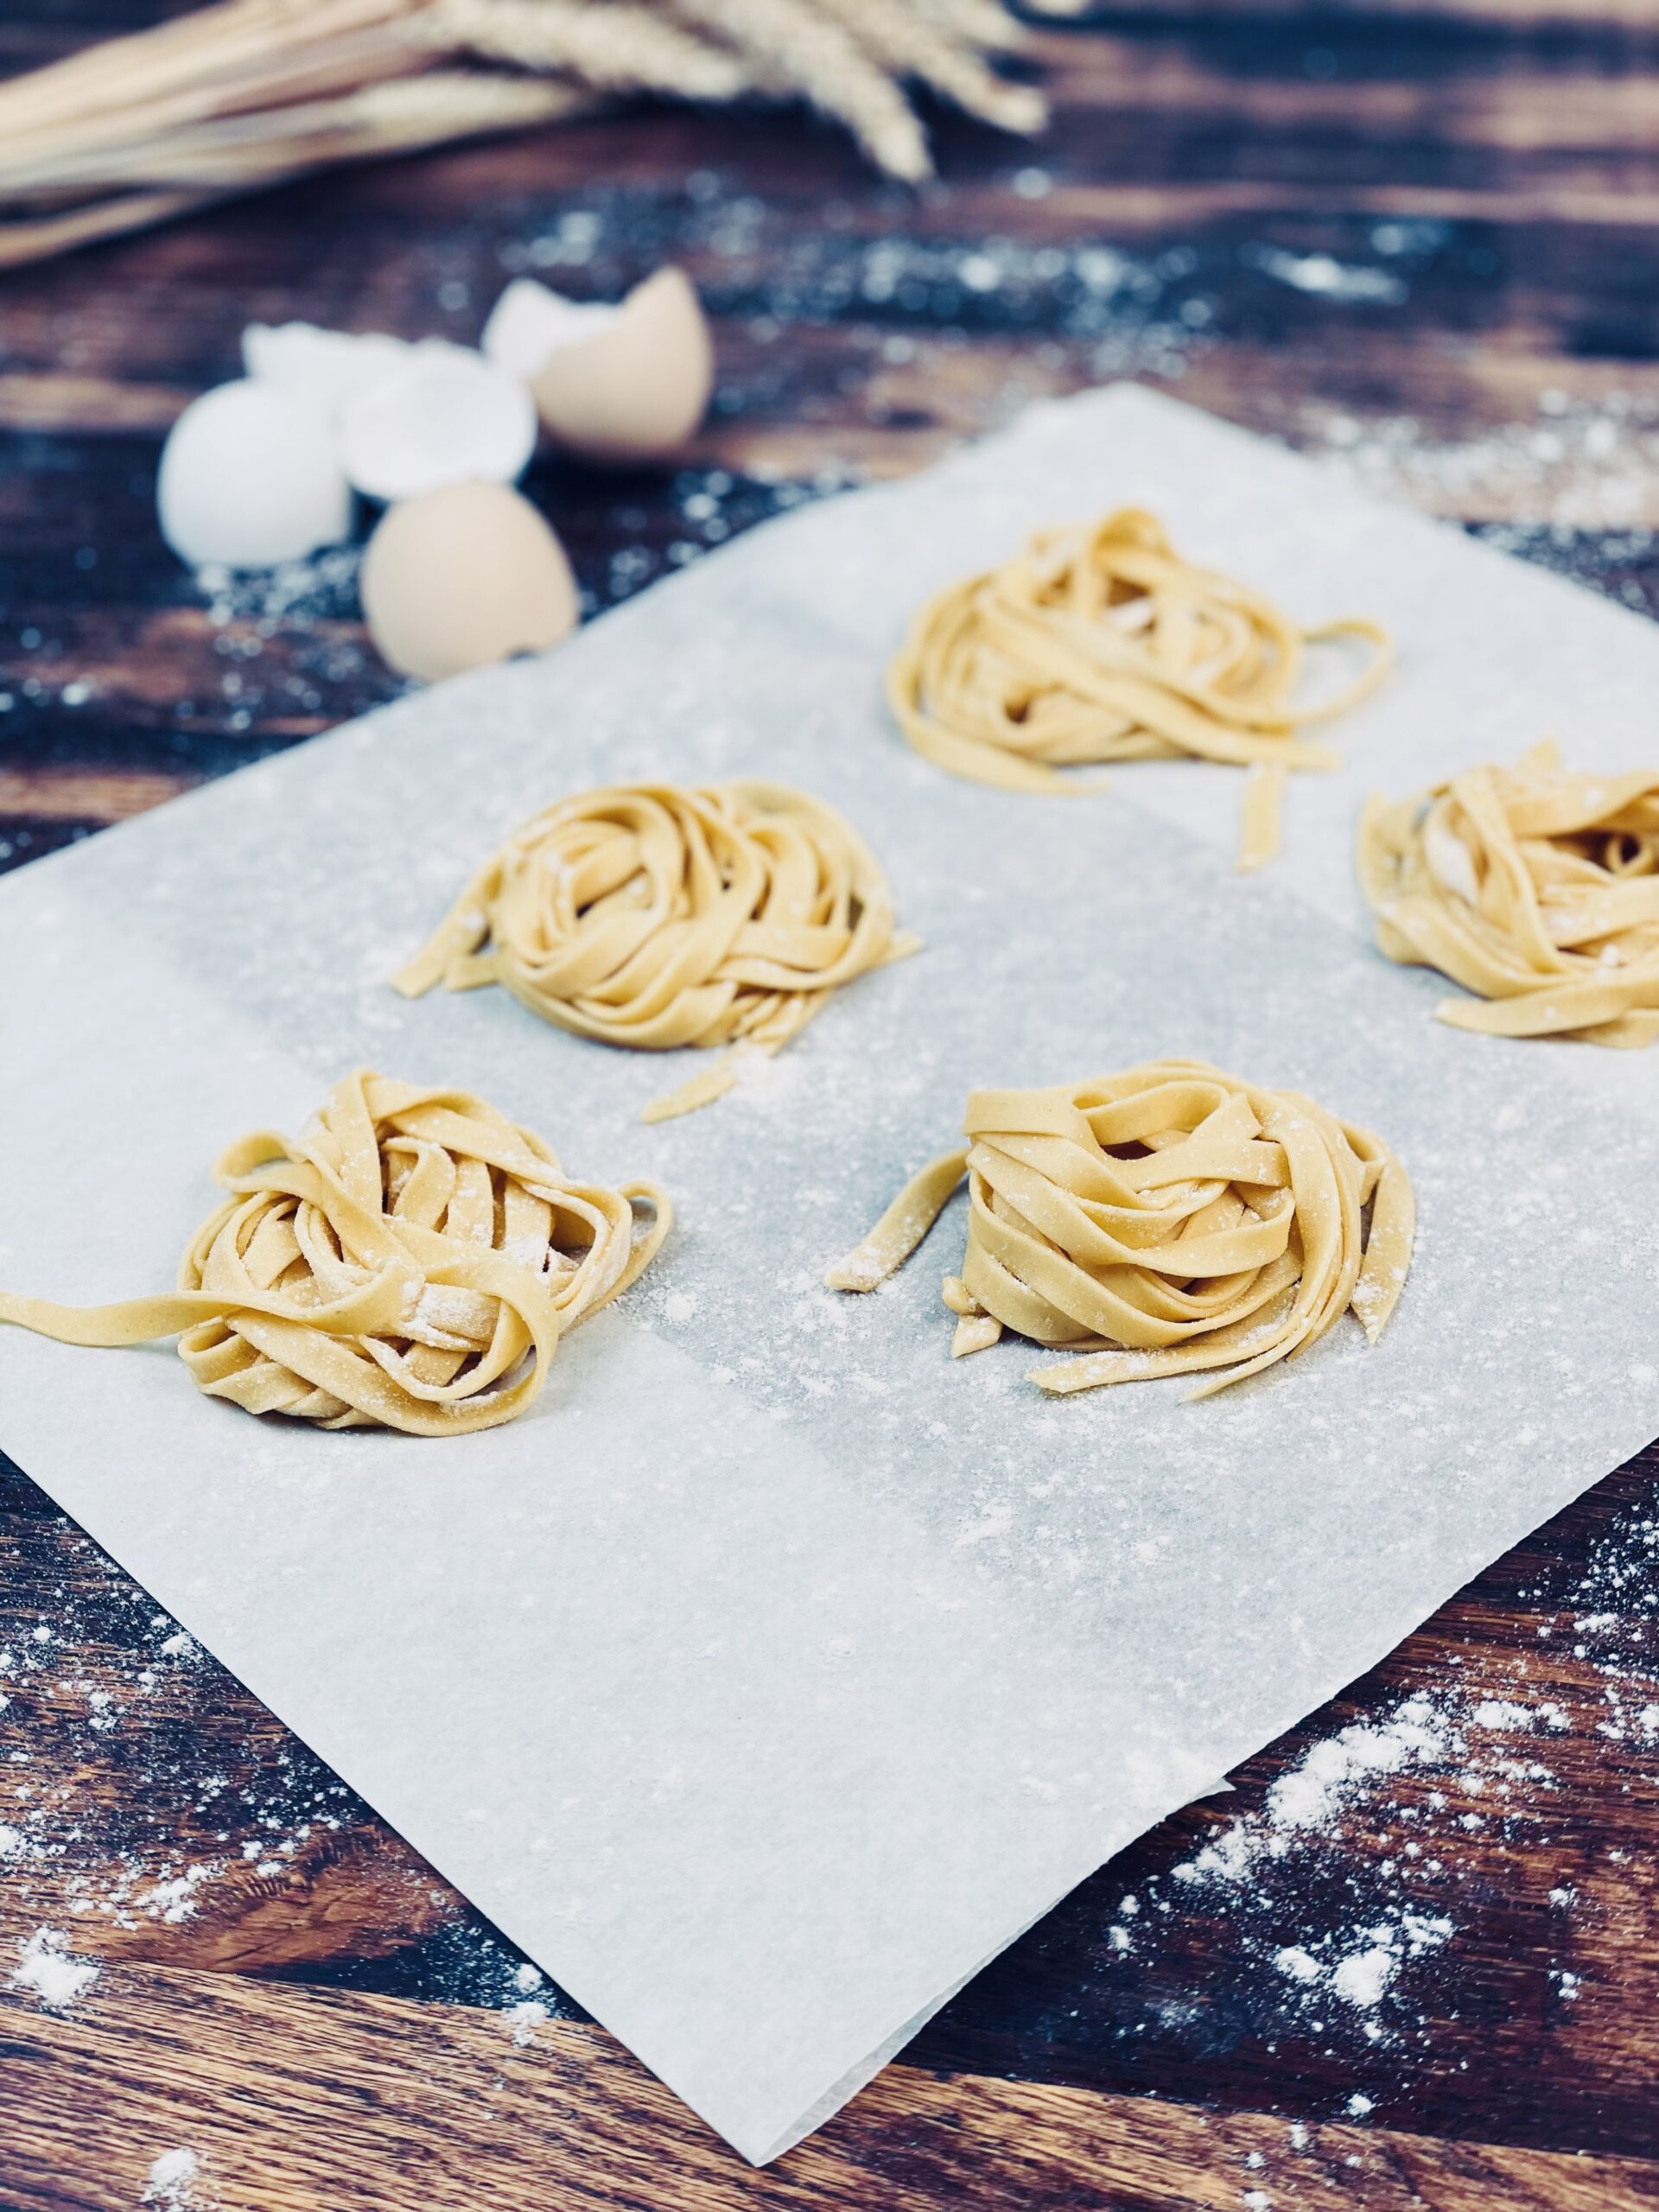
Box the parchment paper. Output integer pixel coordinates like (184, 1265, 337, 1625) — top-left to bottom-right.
(3, 386, 1658, 2163)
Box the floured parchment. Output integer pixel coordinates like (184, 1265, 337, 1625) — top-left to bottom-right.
(2, 387, 1657, 2163)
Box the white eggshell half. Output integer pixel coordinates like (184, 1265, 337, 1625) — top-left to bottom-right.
(359, 480, 579, 683)
(157, 379, 353, 570)
(480, 279, 620, 381)
(242, 321, 418, 419)
(528, 266, 714, 465)
(340, 350, 538, 503)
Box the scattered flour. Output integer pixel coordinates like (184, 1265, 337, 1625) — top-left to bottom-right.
(1084, 1483, 1659, 2127)
(7, 231, 1659, 2143)
(135, 1863, 223, 1925)
(1249, 245, 1406, 306)
(10, 1927, 100, 2010)
(506, 1998, 550, 2047)
(1160, 1685, 1545, 2048)
(1306, 389, 1659, 533)
(1175, 1694, 1457, 1885)
(1329, 1944, 1397, 2012)
(142, 2147, 213, 2209)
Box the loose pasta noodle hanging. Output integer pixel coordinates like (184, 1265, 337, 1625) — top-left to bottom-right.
(888, 507, 1392, 868)
(1361, 741, 1659, 1046)
(396, 779, 921, 1122)
(0, 1071, 671, 1436)
(827, 1058, 1414, 1398)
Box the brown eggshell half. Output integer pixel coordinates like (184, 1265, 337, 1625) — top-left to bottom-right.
(360, 480, 579, 684)
(529, 266, 714, 466)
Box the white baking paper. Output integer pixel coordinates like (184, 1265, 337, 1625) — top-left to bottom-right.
(3, 387, 1658, 2163)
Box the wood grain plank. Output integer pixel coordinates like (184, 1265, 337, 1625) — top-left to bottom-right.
(6, 1961, 1659, 2212)
(18, 28, 1659, 413)
(14, 190, 1659, 449)
(0, 767, 197, 818)
(918, 1446, 1659, 2158)
(1034, 35, 1659, 148)
(6, 4, 1659, 2198)
(0, 374, 198, 432)
(5, 1446, 1658, 2164)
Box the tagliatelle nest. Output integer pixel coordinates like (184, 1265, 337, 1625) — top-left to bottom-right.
(887, 507, 1393, 869)
(0, 0, 1080, 269)
(1361, 741, 1659, 1047)
(395, 779, 920, 1121)
(827, 1058, 1414, 1398)
(0, 1071, 671, 1435)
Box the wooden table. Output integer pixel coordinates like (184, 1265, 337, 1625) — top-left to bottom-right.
(5, 6, 1659, 2205)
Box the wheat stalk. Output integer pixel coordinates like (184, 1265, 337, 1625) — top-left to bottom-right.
(0, 29, 437, 186)
(665, 0, 933, 181)
(429, 0, 750, 97)
(0, 0, 1065, 267)
(811, 0, 1045, 136)
(912, 0, 1026, 54)
(0, 0, 421, 140)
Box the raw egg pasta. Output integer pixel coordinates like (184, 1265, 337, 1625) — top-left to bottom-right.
(396, 779, 921, 1121)
(1361, 741, 1659, 1046)
(887, 507, 1392, 868)
(827, 1059, 1414, 1399)
(0, 1071, 670, 1436)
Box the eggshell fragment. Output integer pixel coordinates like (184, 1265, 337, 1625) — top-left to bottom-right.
(157, 379, 353, 570)
(242, 321, 419, 419)
(359, 481, 578, 683)
(518, 267, 714, 465)
(339, 349, 538, 503)
(481, 279, 619, 380)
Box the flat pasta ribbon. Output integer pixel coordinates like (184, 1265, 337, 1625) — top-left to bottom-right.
(826, 1058, 1414, 1399)
(395, 779, 921, 1122)
(887, 507, 1392, 869)
(0, 1071, 671, 1436)
(1361, 741, 1659, 1047)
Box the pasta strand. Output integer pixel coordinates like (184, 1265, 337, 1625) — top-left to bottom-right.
(396, 779, 920, 1118)
(0, 1071, 671, 1435)
(1361, 741, 1659, 1047)
(828, 1058, 1413, 1399)
(888, 508, 1391, 866)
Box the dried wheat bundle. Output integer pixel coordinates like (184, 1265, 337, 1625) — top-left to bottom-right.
(0, 0, 1077, 268)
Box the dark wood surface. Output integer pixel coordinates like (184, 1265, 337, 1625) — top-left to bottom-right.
(7, 6, 1659, 2206)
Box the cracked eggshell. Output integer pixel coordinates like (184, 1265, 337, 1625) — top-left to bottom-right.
(359, 480, 579, 683)
(516, 267, 714, 465)
(157, 379, 353, 570)
(481, 279, 619, 380)
(242, 321, 420, 420)
(339, 348, 537, 504)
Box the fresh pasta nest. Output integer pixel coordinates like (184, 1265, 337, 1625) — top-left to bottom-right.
(0, 1072, 671, 1436)
(827, 1058, 1414, 1398)
(1361, 741, 1659, 1047)
(396, 779, 919, 1121)
(887, 506, 1391, 869)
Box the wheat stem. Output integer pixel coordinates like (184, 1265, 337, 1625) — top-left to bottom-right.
(0, 188, 229, 270)
(428, 0, 747, 99)
(12, 75, 591, 195)
(0, 25, 434, 180)
(0, 0, 1057, 266)
(0, 0, 420, 137)
(910, 0, 1024, 54)
(814, 0, 1044, 134)
(666, 0, 933, 181)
